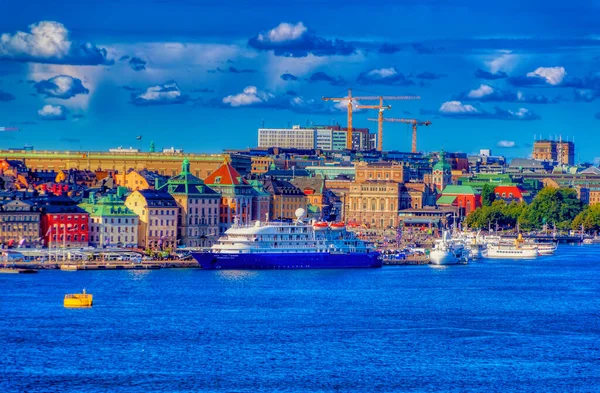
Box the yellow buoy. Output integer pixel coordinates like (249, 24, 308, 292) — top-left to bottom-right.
(64, 288, 93, 308)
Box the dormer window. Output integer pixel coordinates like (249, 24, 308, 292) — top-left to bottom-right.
(215, 177, 221, 184)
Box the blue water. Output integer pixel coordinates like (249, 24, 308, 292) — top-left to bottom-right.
(1, 245, 599, 393)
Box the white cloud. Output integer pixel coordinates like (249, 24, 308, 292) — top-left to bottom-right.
(34, 74, 89, 99)
(0, 21, 70, 59)
(467, 84, 494, 99)
(222, 86, 274, 107)
(526, 66, 566, 85)
(28, 64, 101, 110)
(508, 108, 533, 119)
(497, 140, 516, 148)
(367, 68, 397, 78)
(37, 104, 67, 120)
(439, 101, 478, 114)
(131, 81, 189, 106)
(0, 21, 110, 65)
(486, 51, 519, 74)
(257, 22, 308, 43)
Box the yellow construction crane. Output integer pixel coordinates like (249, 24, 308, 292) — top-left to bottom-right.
(322, 89, 420, 150)
(367, 118, 431, 153)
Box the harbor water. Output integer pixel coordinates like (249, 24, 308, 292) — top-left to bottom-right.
(1, 245, 599, 392)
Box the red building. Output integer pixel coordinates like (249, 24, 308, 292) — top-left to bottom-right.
(494, 186, 531, 203)
(33, 195, 90, 248)
(437, 185, 481, 216)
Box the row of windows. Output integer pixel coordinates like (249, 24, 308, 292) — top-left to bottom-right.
(93, 235, 133, 243)
(92, 218, 135, 224)
(51, 215, 86, 221)
(1, 215, 39, 222)
(149, 230, 175, 237)
(49, 234, 86, 242)
(151, 219, 176, 227)
(1, 225, 38, 232)
(150, 209, 176, 215)
(189, 207, 218, 214)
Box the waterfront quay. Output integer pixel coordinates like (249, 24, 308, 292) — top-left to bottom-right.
(9, 259, 198, 270)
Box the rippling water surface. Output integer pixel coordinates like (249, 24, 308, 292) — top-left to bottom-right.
(1, 245, 600, 392)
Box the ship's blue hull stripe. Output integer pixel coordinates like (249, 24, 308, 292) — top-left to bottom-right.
(191, 252, 381, 269)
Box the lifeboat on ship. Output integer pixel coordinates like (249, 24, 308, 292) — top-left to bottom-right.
(312, 222, 329, 231)
(330, 222, 346, 231)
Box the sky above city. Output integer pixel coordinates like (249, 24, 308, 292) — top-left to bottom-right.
(0, 0, 599, 161)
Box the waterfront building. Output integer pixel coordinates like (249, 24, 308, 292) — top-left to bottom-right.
(157, 159, 220, 247)
(79, 193, 139, 248)
(0, 149, 252, 178)
(532, 139, 575, 166)
(246, 179, 272, 222)
(262, 178, 307, 221)
(436, 185, 481, 216)
(34, 194, 90, 248)
(116, 169, 167, 191)
(0, 199, 41, 247)
(205, 160, 258, 234)
(125, 190, 178, 250)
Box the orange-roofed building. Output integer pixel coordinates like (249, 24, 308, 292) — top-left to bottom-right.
(205, 160, 265, 234)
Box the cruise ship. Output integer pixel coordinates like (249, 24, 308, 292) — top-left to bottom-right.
(192, 210, 381, 270)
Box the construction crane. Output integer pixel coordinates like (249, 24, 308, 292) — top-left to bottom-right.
(322, 89, 420, 150)
(367, 118, 431, 153)
(355, 98, 390, 152)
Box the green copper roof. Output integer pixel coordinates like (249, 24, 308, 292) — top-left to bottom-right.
(157, 159, 218, 196)
(442, 185, 479, 195)
(79, 194, 137, 217)
(433, 150, 451, 171)
(436, 195, 457, 205)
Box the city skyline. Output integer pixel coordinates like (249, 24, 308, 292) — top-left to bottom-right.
(1, 0, 599, 161)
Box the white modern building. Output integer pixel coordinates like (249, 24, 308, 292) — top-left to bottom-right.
(258, 126, 348, 151)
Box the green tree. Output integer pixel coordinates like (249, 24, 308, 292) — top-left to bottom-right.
(481, 184, 496, 207)
(524, 187, 583, 229)
(572, 205, 600, 231)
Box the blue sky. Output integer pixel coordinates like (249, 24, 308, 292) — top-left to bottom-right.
(0, 0, 599, 162)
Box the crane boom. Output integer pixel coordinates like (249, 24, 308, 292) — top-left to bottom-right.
(322, 89, 421, 151)
(367, 117, 431, 153)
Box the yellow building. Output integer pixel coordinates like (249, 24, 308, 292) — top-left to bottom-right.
(355, 161, 407, 183)
(0, 149, 252, 178)
(263, 179, 307, 220)
(125, 190, 179, 249)
(117, 169, 167, 191)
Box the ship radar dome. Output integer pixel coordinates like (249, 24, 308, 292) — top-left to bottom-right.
(295, 208, 306, 219)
